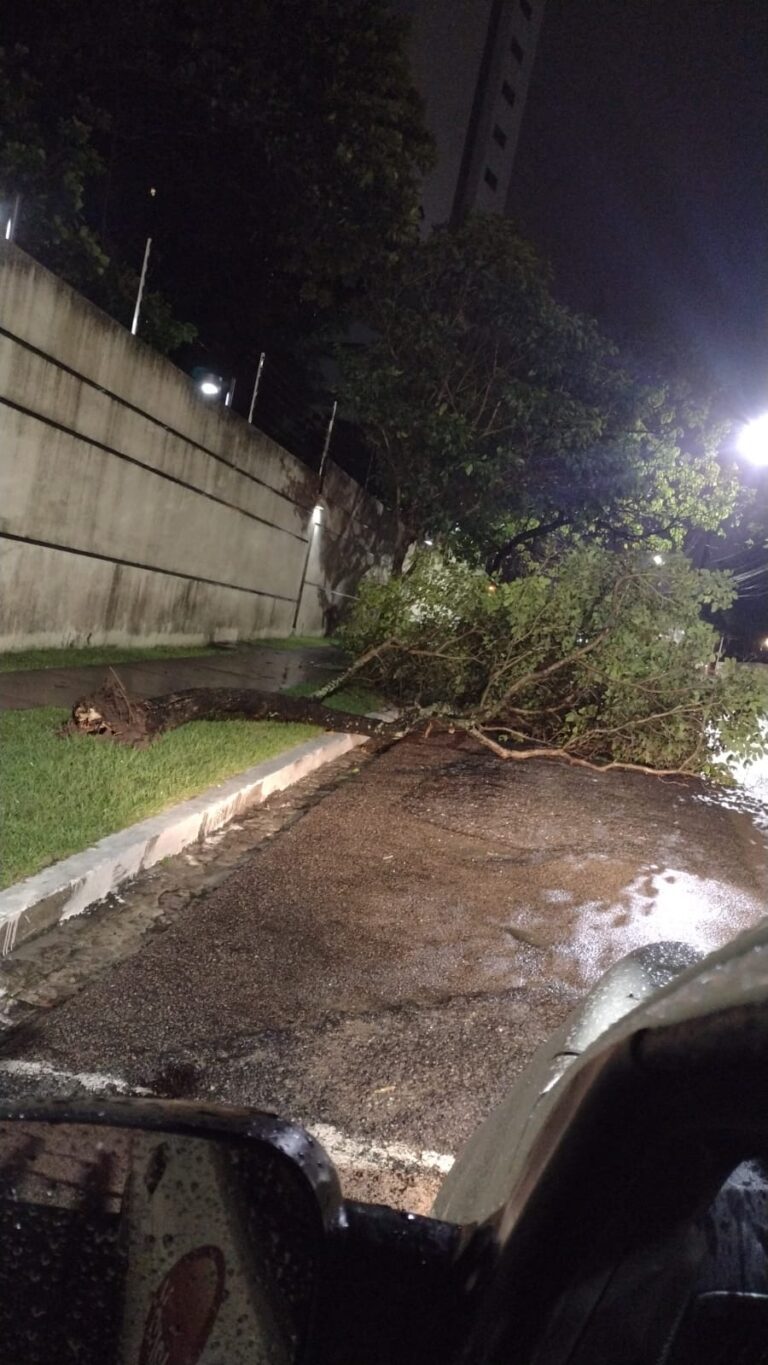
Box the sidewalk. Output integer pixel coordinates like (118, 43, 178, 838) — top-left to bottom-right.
(0, 644, 345, 711)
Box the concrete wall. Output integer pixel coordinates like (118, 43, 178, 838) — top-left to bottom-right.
(0, 243, 389, 650)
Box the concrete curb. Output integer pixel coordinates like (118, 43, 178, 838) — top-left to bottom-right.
(0, 732, 366, 956)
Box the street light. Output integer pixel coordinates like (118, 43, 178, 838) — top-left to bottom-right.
(191, 367, 224, 399)
(737, 414, 768, 467)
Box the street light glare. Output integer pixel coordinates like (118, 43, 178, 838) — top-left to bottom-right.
(652, 553, 664, 566)
(199, 379, 221, 397)
(737, 414, 768, 466)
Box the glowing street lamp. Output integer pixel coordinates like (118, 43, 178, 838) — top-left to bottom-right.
(737, 414, 768, 467)
(191, 367, 224, 399)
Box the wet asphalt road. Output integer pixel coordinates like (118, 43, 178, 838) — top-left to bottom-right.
(1, 735, 767, 1211)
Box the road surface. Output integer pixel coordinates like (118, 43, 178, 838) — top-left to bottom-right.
(0, 735, 766, 1212)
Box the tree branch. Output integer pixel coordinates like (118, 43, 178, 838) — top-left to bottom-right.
(311, 638, 399, 700)
(488, 514, 572, 572)
(466, 728, 698, 779)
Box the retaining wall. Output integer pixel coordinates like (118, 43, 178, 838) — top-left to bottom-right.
(0, 242, 387, 648)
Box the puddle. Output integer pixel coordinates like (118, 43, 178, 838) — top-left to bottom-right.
(562, 867, 767, 985)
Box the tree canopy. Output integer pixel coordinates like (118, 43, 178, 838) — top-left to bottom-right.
(0, 46, 108, 291)
(0, 44, 196, 353)
(4, 0, 434, 364)
(338, 215, 742, 570)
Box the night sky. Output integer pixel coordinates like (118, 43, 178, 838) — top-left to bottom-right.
(507, 0, 768, 420)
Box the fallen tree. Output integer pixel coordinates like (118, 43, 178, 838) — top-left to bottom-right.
(63, 670, 402, 747)
(64, 546, 768, 782)
(332, 547, 768, 782)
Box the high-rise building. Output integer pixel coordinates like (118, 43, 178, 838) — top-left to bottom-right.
(396, 0, 545, 228)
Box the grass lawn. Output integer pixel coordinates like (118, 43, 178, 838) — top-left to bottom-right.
(0, 636, 335, 673)
(0, 644, 222, 673)
(1, 708, 322, 888)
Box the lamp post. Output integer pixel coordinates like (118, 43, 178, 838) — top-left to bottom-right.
(130, 188, 157, 337)
(247, 353, 265, 424)
(291, 401, 337, 632)
(130, 236, 152, 336)
(4, 195, 21, 241)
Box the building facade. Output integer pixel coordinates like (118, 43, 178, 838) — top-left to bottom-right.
(397, 0, 545, 228)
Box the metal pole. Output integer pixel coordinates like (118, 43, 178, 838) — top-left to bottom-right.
(5, 194, 21, 242)
(130, 236, 152, 336)
(318, 400, 337, 490)
(247, 352, 265, 424)
(225, 377, 236, 408)
(292, 401, 336, 632)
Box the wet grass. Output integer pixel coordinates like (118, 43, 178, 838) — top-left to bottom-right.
(1, 708, 321, 888)
(0, 644, 222, 673)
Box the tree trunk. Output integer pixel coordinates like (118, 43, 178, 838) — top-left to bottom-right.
(63, 673, 403, 748)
